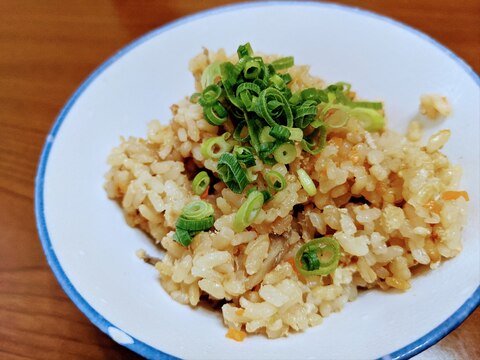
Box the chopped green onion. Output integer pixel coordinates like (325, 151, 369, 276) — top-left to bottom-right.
(265, 171, 286, 192)
(173, 228, 192, 246)
(192, 171, 210, 195)
(269, 124, 290, 142)
(350, 101, 383, 110)
(256, 87, 293, 127)
(181, 200, 214, 220)
(233, 190, 264, 232)
(260, 126, 275, 143)
(200, 62, 221, 89)
(233, 146, 256, 168)
(258, 142, 277, 165)
(269, 74, 285, 89)
(233, 121, 250, 142)
(349, 108, 385, 132)
(301, 126, 327, 155)
(261, 190, 272, 202)
(273, 143, 296, 164)
(271, 56, 294, 71)
(176, 215, 214, 232)
(217, 153, 250, 193)
(201, 133, 233, 159)
(237, 42, 253, 58)
(199, 84, 222, 106)
(297, 168, 317, 196)
(288, 127, 303, 142)
(174, 200, 215, 247)
(294, 237, 340, 276)
(243, 59, 262, 80)
(190, 92, 201, 104)
(289, 93, 302, 106)
(320, 105, 350, 128)
(203, 102, 228, 125)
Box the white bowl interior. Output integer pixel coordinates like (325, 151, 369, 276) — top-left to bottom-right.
(40, 3, 479, 359)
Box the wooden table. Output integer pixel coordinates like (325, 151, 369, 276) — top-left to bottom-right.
(1, 1, 478, 359)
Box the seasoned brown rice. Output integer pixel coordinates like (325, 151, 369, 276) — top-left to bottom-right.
(104, 48, 467, 340)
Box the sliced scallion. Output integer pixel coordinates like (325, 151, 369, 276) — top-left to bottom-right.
(217, 153, 250, 193)
(201, 133, 233, 159)
(203, 102, 228, 126)
(297, 168, 317, 196)
(350, 108, 385, 132)
(265, 171, 286, 192)
(233, 190, 264, 232)
(173, 200, 215, 247)
(199, 84, 222, 106)
(273, 143, 296, 164)
(259, 126, 275, 143)
(271, 56, 294, 71)
(294, 237, 340, 276)
(192, 171, 210, 196)
(181, 200, 214, 220)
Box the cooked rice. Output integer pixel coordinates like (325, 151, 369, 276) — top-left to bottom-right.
(104, 48, 467, 339)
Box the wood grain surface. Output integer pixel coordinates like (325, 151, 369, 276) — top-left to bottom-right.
(0, 1, 478, 359)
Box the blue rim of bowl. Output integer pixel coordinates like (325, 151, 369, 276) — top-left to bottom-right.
(34, 1, 480, 359)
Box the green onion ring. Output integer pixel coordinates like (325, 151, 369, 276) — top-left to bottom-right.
(181, 200, 214, 220)
(233, 190, 264, 232)
(273, 143, 296, 164)
(265, 171, 286, 192)
(294, 237, 341, 276)
(192, 171, 210, 195)
(217, 153, 250, 193)
(200, 133, 233, 159)
(297, 168, 317, 196)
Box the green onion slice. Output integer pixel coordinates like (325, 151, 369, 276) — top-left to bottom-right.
(200, 133, 233, 159)
(200, 62, 221, 89)
(320, 105, 350, 128)
(233, 121, 250, 142)
(273, 143, 296, 164)
(297, 168, 317, 196)
(269, 124, 290, 142)
(271, 56, 294, 71)
(233, 190, 264, 232)
(259, 126, 275, 143)
(237, 42, 253, 58)
(294, 237, 341, 276)
(203, 102, 228, 126)
(256, 87, 293, 127)
(181, 200, 214, 220)
(217, 153, 250, 193)
(265, 171, 286, 191)
(192, 171, 210, 195)
(233, 146, 256, 168)
(176, 215, 214, 232)
(173, 228, 192, 246)
(349, 108, 385, 132)
(199, 84, 222, 106)
(301, 125, 327, 155)
(288, 127, 303, 142)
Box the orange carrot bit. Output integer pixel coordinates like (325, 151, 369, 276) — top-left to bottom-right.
(426, 200, 442, 214)
(200, 186, 209, 199)
(235, 308, 245, 316)
(442, 191, 469, 201)
(226, 327, 247, 342)
(286, 257, 298, 273)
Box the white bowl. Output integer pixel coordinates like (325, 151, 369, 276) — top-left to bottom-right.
(35, 2, 479, 359)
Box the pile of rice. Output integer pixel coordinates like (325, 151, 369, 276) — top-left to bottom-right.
(104, 48, 467, 340)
